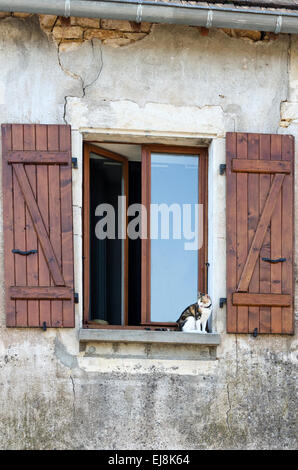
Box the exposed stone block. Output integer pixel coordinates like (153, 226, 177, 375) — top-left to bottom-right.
(53, 26, 84, 40)
(84, 28, 147, 45)
(73, 17, 100, 28)
(222, 28, 262, 41)
(101, 19, 151, 33)
(39, 14, 57, 29)
(12, 12, 31, 19)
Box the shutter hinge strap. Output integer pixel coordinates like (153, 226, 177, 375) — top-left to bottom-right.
(219, 297, 227, 308)
(219, 164, 226, 175)
(74, 292, 79, 304)
(72, 158, 78, 169)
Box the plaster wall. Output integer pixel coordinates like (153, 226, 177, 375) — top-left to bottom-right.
(0, 15, 296, 449)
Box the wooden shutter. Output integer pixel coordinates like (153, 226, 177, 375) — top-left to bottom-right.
(226, 132, 294, 334)
(2, 124, 75, 327)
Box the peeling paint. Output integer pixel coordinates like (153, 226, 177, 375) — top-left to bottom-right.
(54, 337, 78, 370)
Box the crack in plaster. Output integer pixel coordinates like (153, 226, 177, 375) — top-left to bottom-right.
(279, 34, 292, 130)
(226, 382, 232, 433)
(55, 35, 234, 128)
(70, 375, 76, 417)
(54, 336, 78, 369)
(235, 334, 239, 378)
(57, 39, 104, 124)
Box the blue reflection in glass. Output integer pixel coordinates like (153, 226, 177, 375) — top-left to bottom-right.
(150, 153, 199, 322)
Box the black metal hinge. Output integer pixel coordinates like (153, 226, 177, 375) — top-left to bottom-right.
(219, 164, 226, 175)
(219, 297, 227, 308)
(253, 328, 258, 338)
(74, 292, 79, 304)
(72, 157, 78, 169)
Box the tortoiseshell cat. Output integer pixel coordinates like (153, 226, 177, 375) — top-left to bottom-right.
(176, 292, 212, 333)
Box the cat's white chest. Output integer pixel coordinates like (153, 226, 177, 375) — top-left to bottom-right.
(200, 307, 212, 323)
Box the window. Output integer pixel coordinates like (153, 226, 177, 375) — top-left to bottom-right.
(83, 143, 208, 329)
(141, 146, 208, 326)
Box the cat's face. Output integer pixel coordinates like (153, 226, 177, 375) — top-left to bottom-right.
(197, 292, 211, 308)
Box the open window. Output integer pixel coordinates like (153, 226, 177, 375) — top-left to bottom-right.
(83, 143, 208, 329)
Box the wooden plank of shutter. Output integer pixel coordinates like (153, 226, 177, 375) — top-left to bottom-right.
(7, 151, 69, 164)
(247, 134, 260, 333)
(2, 125, 15, 326)
(2, 124, 75, 328)
(226, 132, 294, 334)
(232, 159, 291, 174)
(226, 133, 237, 333)
(24, 125, 39, 327)
(13, 163, 65, 286)
(237, 173, 285, 292)
(12, 125, 27, 327)
(281, 136, 294, 334)
(48, 125, 63, 328)
(270, 136, 283, 333)
(236, 133, 249, 333)
(10, 287, 72, 300)
(259, 135, 271, 333)
(36, 124, 51, 326)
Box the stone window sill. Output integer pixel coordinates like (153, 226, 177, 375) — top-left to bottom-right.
(79, 328, 220, 346)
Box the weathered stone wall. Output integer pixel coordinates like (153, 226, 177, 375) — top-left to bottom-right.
(0, 12, 153, 48)
(0, 14, 297, 450)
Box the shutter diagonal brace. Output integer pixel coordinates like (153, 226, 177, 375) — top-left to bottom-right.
(12, 163, 65, 287)
(237, 173, 285, 293)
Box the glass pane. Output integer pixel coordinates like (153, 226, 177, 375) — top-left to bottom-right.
(89, 152, 124, 325)
(150, 153, 199, 323)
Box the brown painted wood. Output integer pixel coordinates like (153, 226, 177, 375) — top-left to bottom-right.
(10, 287, 72, 300)
(142, 144, 206, 155)
(232, 159, 291, 174)
(24, 125, 39, 327)
(2, 125, 16, 326)
(85, 323, 178, 330)
(281, 135, 294, 334)
(247, 134, 260, 333)
(270, 136, 283, 333)
(13, 163, 65, 287)
(226, 132, 294, 334)
(36, 125, 51, 327)
(48, 126, 63, 327)
(83, 143, 90, 325)
(259, 135, 271, 333)
(12, 125, 27, 327)
(233, 293, 291, 307)
(199, 150, 209, 294)
(2, 124, 75, 328)
(236, 133, 249, 333)
(141, 147, 151, 325)
(7, 151, 69, 164)
(237, 173, 285, 293)
(226, 133, 237, 333)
